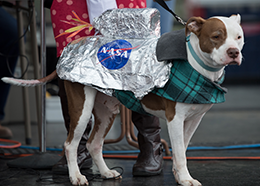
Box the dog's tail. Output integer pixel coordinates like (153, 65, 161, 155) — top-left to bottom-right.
(1, 70, 58, 87)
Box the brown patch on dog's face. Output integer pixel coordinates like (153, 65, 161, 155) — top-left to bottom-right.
(141, 93, 176, 122)
(186, 17, 227, 54)
(199, 18, 227, 53)
(64, 81, 85, 143)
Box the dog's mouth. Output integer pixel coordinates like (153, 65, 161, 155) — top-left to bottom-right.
(223, 59, 241, 66)
(225, 55, 241, 66)
(228, 60, 240, 65)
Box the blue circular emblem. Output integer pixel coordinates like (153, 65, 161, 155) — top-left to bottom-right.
(97, 39, 132, 70)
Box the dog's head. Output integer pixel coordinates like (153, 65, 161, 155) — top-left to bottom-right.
(186, 14, 244, 67)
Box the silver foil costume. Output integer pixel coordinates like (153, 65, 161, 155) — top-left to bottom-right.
(56, 8, 172, 99)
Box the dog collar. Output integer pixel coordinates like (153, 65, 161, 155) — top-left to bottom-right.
(186, 35, 222, 72)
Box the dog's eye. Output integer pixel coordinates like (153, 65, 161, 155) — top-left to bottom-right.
(237, 36, 242, 40)
(212, 35, 219, 40)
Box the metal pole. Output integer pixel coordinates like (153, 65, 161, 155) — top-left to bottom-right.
(40, 0, 46, 152)
(16, 1, 31, 145)
(6, 1, 60, 170)
(28, 0, 40, 145)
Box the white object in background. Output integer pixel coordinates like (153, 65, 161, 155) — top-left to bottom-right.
(46, 96, 63, 123)
(86, 0, 117, 23)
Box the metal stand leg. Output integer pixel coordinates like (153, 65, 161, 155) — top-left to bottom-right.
(125, 108, 139, 148)
(7, 0, 60, 169)
(39, 0, 46, 153)
(104, 106, 139, 148)
(104, 106, 171, 155)
(16, 1, 32, 145)
(28, 0, 41, 146)
(14, 1, 42, 146)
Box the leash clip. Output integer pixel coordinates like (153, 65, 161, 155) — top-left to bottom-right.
(175, 15, 187, 26)
(155, 0, 186, 26)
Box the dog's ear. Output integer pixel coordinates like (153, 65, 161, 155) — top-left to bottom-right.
(185, 17, 206, 37)
(229, 14, 241, 25)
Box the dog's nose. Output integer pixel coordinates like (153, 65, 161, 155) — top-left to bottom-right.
(227, 48, 239, 59)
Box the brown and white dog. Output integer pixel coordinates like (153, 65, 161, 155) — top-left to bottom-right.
(2, 14, 244, 186)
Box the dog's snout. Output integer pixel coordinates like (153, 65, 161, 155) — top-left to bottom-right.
(227, 48, 239, 59)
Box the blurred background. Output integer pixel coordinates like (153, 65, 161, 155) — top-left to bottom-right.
(1, 0, 260, 149)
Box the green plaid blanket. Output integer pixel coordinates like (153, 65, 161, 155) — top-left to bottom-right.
(114, 59, 227, 115)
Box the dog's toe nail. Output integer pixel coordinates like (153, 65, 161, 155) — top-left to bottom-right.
(115, 175, 122, 180)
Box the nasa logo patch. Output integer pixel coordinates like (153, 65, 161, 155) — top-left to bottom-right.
(97, 40, 132, 70)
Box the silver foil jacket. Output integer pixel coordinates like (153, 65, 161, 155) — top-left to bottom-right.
(56, 8, 172, 99)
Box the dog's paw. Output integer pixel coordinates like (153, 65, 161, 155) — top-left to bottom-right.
(173, 169, 202, 186)
(102, 169, 122, 179)
(70, 174, 88, 185)
(178, 179, 202, 186)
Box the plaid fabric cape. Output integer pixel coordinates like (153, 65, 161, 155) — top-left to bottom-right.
(114, 59, 227, 115)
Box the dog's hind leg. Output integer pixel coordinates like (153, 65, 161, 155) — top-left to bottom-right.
(87, 93, 121, 179)
(64, 81, 97, 186)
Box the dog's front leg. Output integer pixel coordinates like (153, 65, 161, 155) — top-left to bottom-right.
(183, 104, 212, 150)
(167, 116, 202, 186)
(183, 114, 204, 150)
